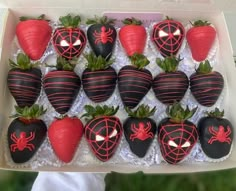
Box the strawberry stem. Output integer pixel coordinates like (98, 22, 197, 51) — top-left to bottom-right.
(46, 56, 77, 71)
(9, 53, 40, 70)
(196, 60, 213, 74)
(10, 104, 47, 120)
(125, 104, 156, 118)
(122, 17, 142, 25)
(129, 53, 150, 69)
(19, 14, 49, 21)
(166, 102, 197, 123)
(86, 15, 116, 25)
(156, 56, 182, 72)
(206, 108, 224, 118)
(59, 14, 81, 28)
(84, 52, 114, 71)
(82, 105, 119, 121)
(190, 20, 211, 27)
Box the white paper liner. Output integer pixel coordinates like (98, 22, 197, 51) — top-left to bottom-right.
(3, 20, 231, 170)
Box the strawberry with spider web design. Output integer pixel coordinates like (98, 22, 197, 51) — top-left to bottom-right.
(158, 102, 198, 164)
(152, 17, 185, 57)
(83, 105, 123, 162)
(52, 14, 86, 60)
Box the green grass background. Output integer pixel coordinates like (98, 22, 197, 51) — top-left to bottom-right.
(1, 169, 236, 191)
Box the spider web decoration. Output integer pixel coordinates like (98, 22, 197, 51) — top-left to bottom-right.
(152, 20, 185, 57)
(85, 117, 123, 162)
(158, 122, 198, 164)
(52, 28, 86, 60)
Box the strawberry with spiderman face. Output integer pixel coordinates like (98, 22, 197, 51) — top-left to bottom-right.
(86, 16, 117, 60)
(158, 102, 198, 164)
(152, 17, 185, 57)
(83, 105, 123, 162)
(52, 14, 87, 60)
(16, 14, 52, 60)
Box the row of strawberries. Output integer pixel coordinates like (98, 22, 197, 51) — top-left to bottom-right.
(7, 53, 224, 114)
(16, 14, 216, 63)
(8, 103, 233, 165)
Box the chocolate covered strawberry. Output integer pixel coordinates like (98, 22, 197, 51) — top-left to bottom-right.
(43, 56, 81, 114)
(86, 16, 117, 60)
(7, 53, 42, 107)
(152, 17, 185, 57)
(198, 108, 233, 160)
(118, 53, 152, 109)
(16, 14, 52, 60)
(124, 105, 156, 158)
(8, 105, 47, 163)
(83, 105, 123, 162)
(190, 60, 224, 107)
(186, 20, 216, 62)
(82, 52, 117, 103)
(153, 56, 189, 105)
(158, 103, 198, 164)
(119, 17, 147, 56)
(52, 14, 86, 60)
(48, 116, 84, 163)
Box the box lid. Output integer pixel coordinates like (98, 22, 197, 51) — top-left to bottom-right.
(0, 0, 234, 12)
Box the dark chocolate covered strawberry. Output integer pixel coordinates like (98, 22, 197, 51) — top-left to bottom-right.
(82, 52, 117, 103)
(198, 108, 233, 160)
(16, 14, 52, 60)
(83, 105, 123, 162)
(86, 16, 117, 60)
(118, 53, 152, 109)
(190, 60, 224, 107)
(158, 103, 198, 164)
(152, 17, 185, 57)
(186, 20, 216, 62)
(124, 105, 156, 158)
(43, 56, 81, 114)
(153, 56, 189, 105)
(52, 14, 86, 60)
(119, 17, 147, 56)
(7, 53, 42, 107)
(48, 116, 84, 163)
(8, 105, 47, 163)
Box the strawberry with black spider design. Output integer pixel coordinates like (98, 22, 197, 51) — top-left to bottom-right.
(118, 53, 153, 109)
(123, 105, 157, 158)
(83, 105, 123, 162)
(152, 17, 185, 57)
(198, 108, 234, 160)
(152, 56, 189, 105)
(86, 16, 117, 61)
(158, 102, 198, 164)
(7, 105, 47, 163)
(52, 14, 87, 60)
(190, 60, 224, 107)
(16, 14, 52, 61)
(82, 52, 117, 103)
(7, 53, 42, 108)
(48, 116, 84, 163)
(43, 56, 81, 114)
